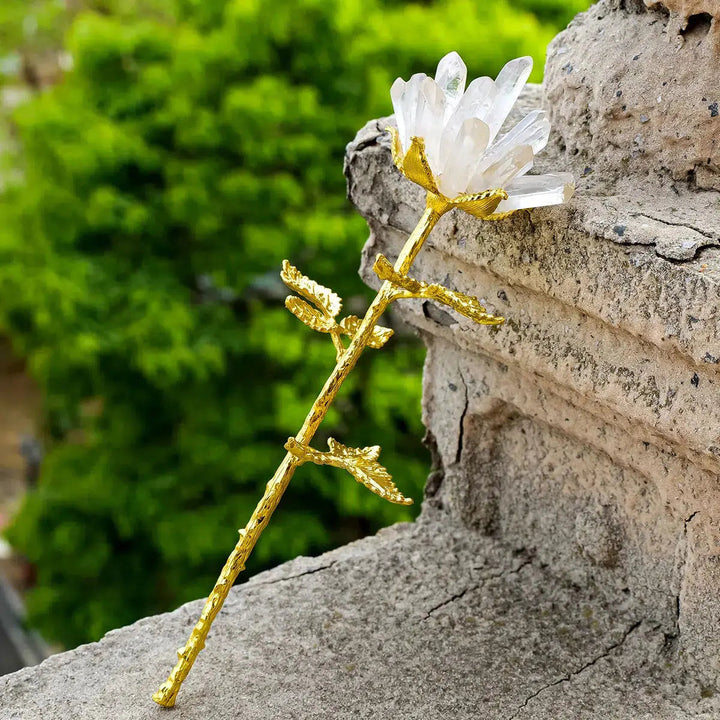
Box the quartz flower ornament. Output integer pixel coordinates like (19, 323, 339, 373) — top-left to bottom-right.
(152, 51, 574, 710)
(389, 52, 574, 219)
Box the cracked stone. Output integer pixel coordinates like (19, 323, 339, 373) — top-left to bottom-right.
(0, 520, 713, 719)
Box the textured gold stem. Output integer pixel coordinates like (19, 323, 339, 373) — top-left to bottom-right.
(152, 199, 447, 707)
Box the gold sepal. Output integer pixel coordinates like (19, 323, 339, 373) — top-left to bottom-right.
(452, 188, 508, 219)
(402, 136, 440, 195)
(374, 254, 504, 326)
(389, 124, 404, 168)
(388, 126, 439, 195)
(285, 437, 413, 506)
(482, 209, 517, 221)
(387, 127, 509, 220)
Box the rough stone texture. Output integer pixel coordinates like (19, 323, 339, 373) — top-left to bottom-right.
(644, 0, 720, 50)
(1, 518, 719, 719)
(545, 0, 720, 191)
(344, 0, 720, 695)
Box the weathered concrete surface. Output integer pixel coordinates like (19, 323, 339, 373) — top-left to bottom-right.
(644, 0, 720, 53)
(545, 0, 720, 191)
(0, 518, 716, 719)
(346, 0, 720, 692)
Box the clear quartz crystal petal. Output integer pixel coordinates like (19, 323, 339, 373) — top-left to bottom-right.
(436, 76, 495, 175)
(470, 144, 533, 191)
(397, 74, 426, 152)
(414, 77, 445, 169)
(435, 51, 467, 120)
(388, 52, 574, 207)
(437, 117, 490, 198)
(484, 56, 533, 142)
(495, 109, 550, 155)
(453, 76, 496, 125)
(468, 109, 550, 185)
(390, 78, 407, 152)
(494, 172, 575, 212)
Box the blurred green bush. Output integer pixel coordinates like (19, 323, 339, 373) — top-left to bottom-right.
(0, 0, 589, 646)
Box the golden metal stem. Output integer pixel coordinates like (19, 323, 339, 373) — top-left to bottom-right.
(152, 200, 448, 708)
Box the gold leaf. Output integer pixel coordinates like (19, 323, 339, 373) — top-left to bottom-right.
(327, 438, 381, 461)
(281, 260, 342, 319)
(285, 297, 337, 333)
(434, 290, 504, 326)
(339, 315, 394, 349)
(326, 438, 412, 505)
(284, 437, 412, 506)
(373, 254, 504, 326)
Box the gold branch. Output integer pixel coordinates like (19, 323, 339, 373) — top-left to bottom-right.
(285, 437, 412, 506)
(372, 254, 504, 326)
(153, 198, 470, 707)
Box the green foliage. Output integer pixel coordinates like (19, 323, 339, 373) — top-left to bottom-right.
(0, 1, 67, 58)
(512, 0, 591, 25)
(0, 0, 590, 647)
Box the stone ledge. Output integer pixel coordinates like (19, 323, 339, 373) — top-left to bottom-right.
(1, 516, 716, 719)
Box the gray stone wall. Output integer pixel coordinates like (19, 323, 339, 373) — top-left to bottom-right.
(348, 0, 720, 688)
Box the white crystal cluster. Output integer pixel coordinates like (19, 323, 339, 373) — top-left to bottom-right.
(390, 52, 573, 213)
